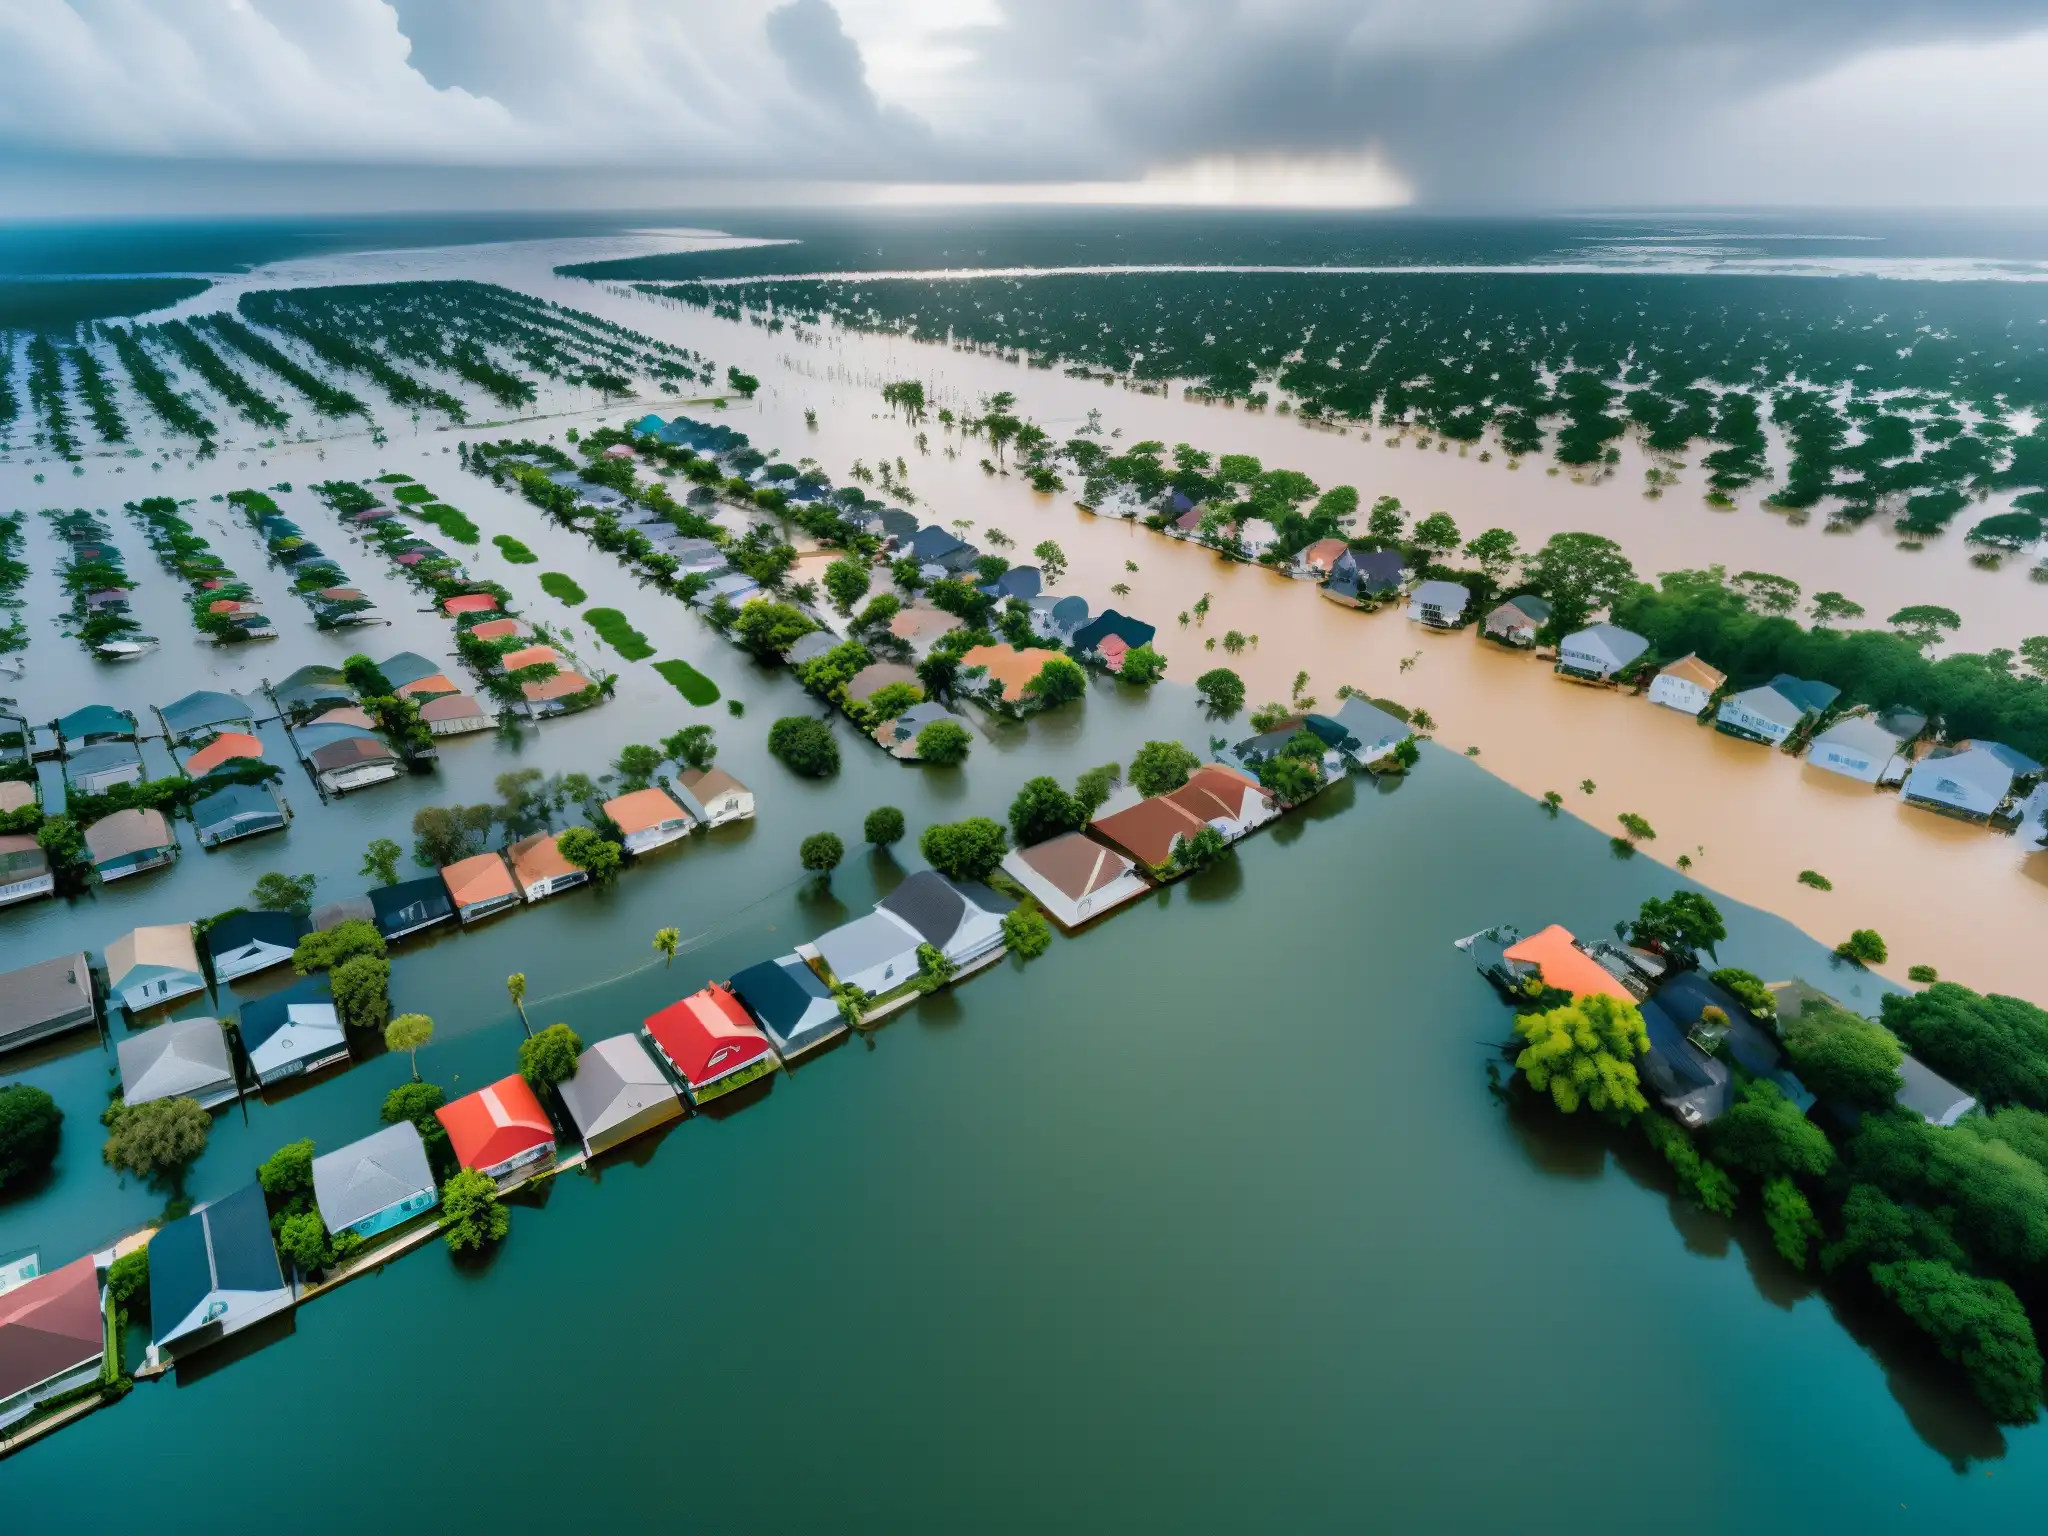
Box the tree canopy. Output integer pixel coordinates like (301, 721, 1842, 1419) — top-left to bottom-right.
(1129, 739, 1200, 796)
(1882, 983, 2048, 1109)
(1512, 993, 1649, 1114)
(919, 817, 1008, 882)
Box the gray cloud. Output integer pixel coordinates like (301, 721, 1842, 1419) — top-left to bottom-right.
(766, 0, 877, 115)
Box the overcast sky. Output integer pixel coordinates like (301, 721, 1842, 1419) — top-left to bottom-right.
(5, 0, 2048, 215)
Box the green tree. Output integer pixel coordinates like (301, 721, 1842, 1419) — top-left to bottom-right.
(864, 806, 906, 847)
(1627, 891, 1726, 964)
(662, 724, 717, 773)
(1411, 511, 1461, 559)
(276, 1209, 332, 1275)
(1195, 667, 1246, 715)
(823, 557, 871, 614)
(1025, 655, 1087, 709)
(1002, 904, 1052, 960)
(1008, 776, 1084, 847)
(439, 1167, 511, 1253)
(1783, 1007, 1904, 1109)
(258, 1137, 315, 1198)
(768, 716, 840, 777)
(733, 599, 819, 658)
(1119, 644, 1167, 685)
(506, 972, 530, 1037)
(1869, 1260, 2044, 1423)
(1881, 983, 2048, 1109)
(1129, 739, 1200, 796)
(914, 719, 972, 765)
(382, 1081, 448, 1156)
(614, 743, 662, 789)
(385, 1013, 435, 1082)
(105, 1248, 149, 1327)
(1836, 928, 1888, 966)
(1708, 968, 1776, 1020)
(653, 927, 680, 968)
(1365, 495, 1406, 543)
(801, 831, 845, 877)
(1032, 540, 1067, 584)
(1809, 590, 1865, 626)
(1170, 824, 1229, 873)
(1762, 1176, 1823, 1270)
(725, 366, 760, 398)
(1512, 993, 1650, 1114)
(1616, 812, 1655, 842)
(519, 1022, 582, 1089)
(0, 1084, 62, 1191)
(360, 837, 402, 887)
(919, 817, 1009, 882)
(854, 592, 902, 631)
(557, 825, 621, 886)
(411, 803, 495, 868)
(251, 870, 318, 914)
(332, 954, 391, 1033)
(1521, 532, 1636, 634)
(1706, 1080, 1835, 1180)
(293, 919, 387, 974)
(1462, 527, 1521, 581)
(34, 815, 86, 888)
(915, 942, 956, 991)
(1887, 605, 1962, 650)
(101, 1097, 210, 1184)
(1072, 762, 1121, 819)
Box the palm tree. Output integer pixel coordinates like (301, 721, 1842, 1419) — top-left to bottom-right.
(653, 927, 680, 968)
(385, 1013, 434, 1082)
(506, 972, 531, 1038)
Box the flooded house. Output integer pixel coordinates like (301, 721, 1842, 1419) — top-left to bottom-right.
(521, 671, 598, 717)
(728, 955, 847, 1059)
(1807, 715, 1915, 784)
(644, 983, 781, 1105)
(957, 643, 1058, 710)
(182, 730, 265, 779)
(441, 593, 499, 618)
(147, 1184, 291, 1365)
(0, 834, 53, 907)
(1070, 610, 1156, 671)
(65, 740, 144, 795)
(1715, 675, 1839, 746)
(192, 782, 287, 847)
(236, 979, 348, 1086)
(308, 734, 400, 794)
(675, 768, 753, 827)
(1407, 580, 1470, 629)
(160, 690, 253, 747)
(1769, 980, 1977, 1128)
(507, 833, 591, 902)
(1480, 594, 1551, 648)
(117, 1016, 238, 1109)
(419, 693, 491, 736)
(0, 952, 97, 1054)
(1902, 741, 2040, 822)
(557, 1034, 684, 1159)
(605, 787, 695, 854)
(1555, 624, 1649, 682)
(1001, 832, 1148, 929)
(0, 1256, 105, 1430)
(875, 701, 974, 760)
(886, 606, 965, 651)
(55, 704, 136, 749)
(106, 923, 205, 1010)
(312, 1124, 438, 1240)
(878, 871, 1013, 972)
(204, 910, 307, 983)
(441, 852, 521, 923)
(1328, 696, 1416, 769)
(813, 912, 924, 996)
(979, 565, 1042, 602)
(1296, 537, 1349, 580)
(437, 1074, 558, 1187)
(1647, 654, 1725, 716)
(1321, 548, 1406, 607)
(369, 876, 456, 940)
(1089, 795, 1216, 874)
(1026, 593, 1090, 643)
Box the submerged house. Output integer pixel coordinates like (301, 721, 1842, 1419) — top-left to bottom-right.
(204, 910, 307, 983)
(419, 693, 490, 736)
(1001, 832, 1148, 929)
(1407, 580, 1470, 629)
(1027, 593, 1090, 643)
(107, 924, 206, 1011)
(1902, 741, 2040, 822)
(182, 731, 265, 780)
(369, 876, 455, 941)
(0, 952, 97, 1055)
(272, 666, 353, 719)
(1481, 594, 1551, 647)
(192, 782, 286, 848)
(875, 702, 973, 760)
(308, 735, 400, 795)
(1070, 610, 1157, 671)
(1322, 548, 1406, 606)
(161, 690, 253, 747)
(56, 704, 136, 749)
(1555, 624, 1649, 682)
(376, 652, 446, 692)
(507, 833, 590, 902)
(65, 740, 144, 796)
(1328, 696, 1416, 769)
(675, 768, 752, 828)
(979, 565, 1042, 602)
(1716, 674, 1840, 746)
(1769, 980, 1977, 1128)
(1297, 537, 1349, 579)
(604, 787, 694, 854)
(878, 871, 1013, 972)
(0, 1256, 106, 1429)
(441, 853, 521, 924)
(312, 1124, 438, 1240)
(521, 671, 597, 717)
(728, 955, 847, 1059)
(0, 835, 53, 908)
(437, 1074, 557, 1185)
(557, 1034, 684, 1158)
(645, 983, 781, 1105)
(814, 912, 924, 996)
(147, 1183, 291, 1365)
(1647, 654, 1725, 716)
(236, 979, 348, 1086)
(1808, 715, 1913, 784)
(957, 643, 1058, 710)
(118, 1016, 238, 1109)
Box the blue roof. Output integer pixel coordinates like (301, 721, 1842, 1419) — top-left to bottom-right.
(66, 741, 141, 775)
(150, 1183, 282, 1342)
(193, 783, 280, 827)
(56, 704, 136, 741)
(161, 690, 252, 737)
(631, 414, 667, 435)
(1071, 609, 1156, 652)
(376, 652, 443, 689)
(1976, 741, 2045, 775)
(237, 977, 333, 1052)
(729, 954, 831, 1032)
(204, 907, 305, 959)
(910, 525, 967, 562)
(1655, 972, 1814, 1111)
(369, 877, 453, 937)
(1765, 674, 1841, 717)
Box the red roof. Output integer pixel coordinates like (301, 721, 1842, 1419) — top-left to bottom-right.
(184, 731, 264, 777)
(443, 593, 499, 616)
(645, 984, 772, 1090)
(436, 1073, 554, 1172)
(1502, 925, 1635, 1003)
(0, 1256, 103, 1401)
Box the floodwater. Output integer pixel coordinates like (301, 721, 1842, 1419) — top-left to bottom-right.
(4, 230, 2047, 1519)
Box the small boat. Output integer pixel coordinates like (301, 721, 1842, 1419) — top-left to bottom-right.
(94, 639, 158, 662)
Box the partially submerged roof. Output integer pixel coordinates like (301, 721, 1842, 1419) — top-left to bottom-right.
(468, 617, 530, 642)
(442, 593, 499, 615)
(557, 1034, 680, 1144)
(56, 703, 136, 741)
(959, 643, 1053, 697)
(1091, 794, 1209, 868)
(1013, 832, 1136, 901)
(441, 852, 517, 908)
(191, 782, 277, 829)
(308, 735, 398, 773)
(501, 644, 562, 672)
(418, 693, 487, 724)
(1411, 579, 1469, 606)
(508, 832, 582, 886)
(605, 786, 691, 835)
(1560, 623, 1649, 667)
(236, 978, 341, 1057)
(369, 876, 454, 935)
(204, 909, 306, 961)
(645, 983, 772, 1086)
(437, 1074, 554, 1170)
(149, 1183, 283, 1343)
(184, 731, 264, 778)
(118, 1017, 232, 1103)
(313, 1123, 433, 1232)
(161, 690, 251, 738)
(376, 651, 444, 689)
(1071, 609, 1156, 652)
(1657, 653, 1726, 691)
(522, 671, 595, 702)
(106, 923, 200, 987)
(729, 954, 838, 1037)
(0, 1255, 103, 1402)
(847, 661, 920, 702)
(1501, 925, 1635, 1002)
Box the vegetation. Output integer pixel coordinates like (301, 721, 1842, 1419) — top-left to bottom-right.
(914, 719, 972, 764)
(768, 715, 840, 777)
(1836, 929, 1889, 966)
(293, 918, 387, 974)
(439, 1167, 511, 1253)
(361, 837, 403, 887)
(1195, 667, 1246, 715)
(251, 871, 318, 915)
(153, 319, 291, 429)
(585, 607, 654, 661)
(653, 658, 721, 705)
(200, 312, 367, 417)
(1783, 1005, 1904, 1110)
(1119, 644, 1167, 685)
(1625, 891, 1726, 966)
(1883, 983, 2048, 1109)
(919, 817, 1009, 882)
(1129, 739, 1200, 796)
(800, 831, 845, 877)
(1002, 904, 1053, 959)
(1511, 994, 1649, 1114)
(539, 572, 587, 605)
(557, 825, 622, 885)
(493, 534, 538, 564)
(385, 1013, 435, 1082)
(101, 1097, 210, 1185)
(864, 806, 906, 846)
(0, 1083, 63, 1192)
(332, 955, 393, 1034)
(381, 1081, 448, 1158)
(102, 325, 215, 449)
(519, 1023, 583, 1089)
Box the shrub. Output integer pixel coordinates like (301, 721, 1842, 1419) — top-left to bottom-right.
(1002, 904, 1052, 960)
(519, 1022, 583, 1089)
(539, 571, 586, 605)
(101, 1097, 210, 1183)
(1119, 644, 1167, 684)
(768, 716, 840, 777)
(492, 534, 538, 564)
(800, 831, 845, 875)
(585, 607, 654, 661)
(864, 806, 906, 846)
(1195, 667, 1245, 714)
(0, 1083, 63, 1191)
(919, 817, 1009, 882)
(439, 1167, 510, 1253)
(914, 719, 971, 764)
(1129, 739, 1200, 796)
(1836, 929, 1888, 965)
(1798, 869, 1833, 890)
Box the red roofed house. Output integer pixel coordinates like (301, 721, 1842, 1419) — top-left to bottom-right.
(1501, 925, 1635, 1003)
(436, 1073, 557, 1185)
(0, 1256, 106, 1429)
(522, 672, 596, 717)
(1298, 538, 1348, 578)
(499, 644, 562, 674)
(1166, 764, 1278, 841)
(183, 731, 264, 779)
(604, 787, 695, 853)
(442, 593, 499, 617)
(645, 984, 781, 1104)
(1099, 634, 1131, 672)
(441, 852, 521, 923)
(468, 617, 531, 643)
(507, 832, 590, 902)
(395, 672, 459, 701)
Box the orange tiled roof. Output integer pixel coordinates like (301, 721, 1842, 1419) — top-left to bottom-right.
(184, 731, 263, 777)
(1502, 924, 1635, 1002)
(604, 787, 690, 835)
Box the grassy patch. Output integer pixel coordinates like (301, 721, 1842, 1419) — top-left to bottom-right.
(416, 503, 479, 544)
(586, 607, 655, 661)
(493, 534, 538, 564)
(375, 473, 415, 483)
(654, 659, 720, 705)
(540, 571, 586, 605)
(392, 483, 435, 504)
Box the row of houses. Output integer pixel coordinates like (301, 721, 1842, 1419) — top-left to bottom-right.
(227, 494, 380, 632)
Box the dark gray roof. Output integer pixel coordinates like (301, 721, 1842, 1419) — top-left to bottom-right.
(150, 1182, 282, 1343)
(205, 910, 306, 961)
(729, 954, 831, 1033)
(878, 871, 969, 948)
(1654, 972, 1813, 1111)
(557, 1034, 679, 1142)
(369, 877, 453, 937)
(313, 1124, 433, 1232)
(0, 952, 94, 1043)
(1897, 1055, 1977, 1126)
(193, 782, 279, 829)
(66, 741, 141, 777)
(161, 690, 251, 738)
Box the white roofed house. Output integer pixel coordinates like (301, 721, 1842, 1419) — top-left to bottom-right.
(117, 1016, 239, 1109)
(1406, 580, 1469, 629)
(1647, 654, 1725, 716)
(313, 1124, 438, 1241)
(1715, 675, 1839, 747)
(1902, 741, 2041, 823)
(1555, 624, 1649, 683)
(1808, 715, 1914, 784)
(674, 767, 752, 827)
(236, 979, 349, 1087)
